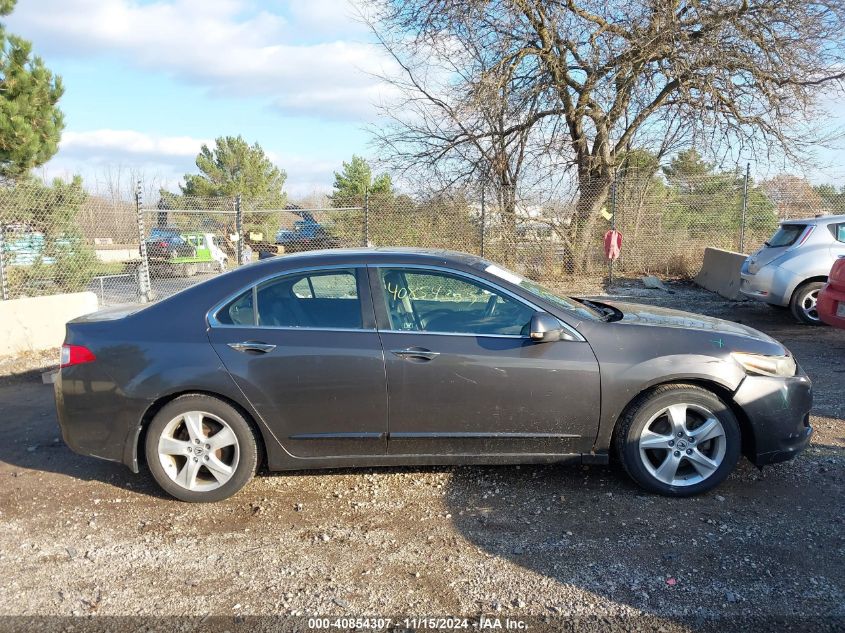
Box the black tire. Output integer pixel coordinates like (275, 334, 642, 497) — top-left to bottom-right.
(614, 384, 741, 497)
(789, 281, 826, 325)
(145, 394, 259, 502)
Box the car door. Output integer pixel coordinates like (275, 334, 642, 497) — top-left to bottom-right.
(207, 266, 388, 458)
(830, 222, 845, 259)
(370, 265, 601, 456)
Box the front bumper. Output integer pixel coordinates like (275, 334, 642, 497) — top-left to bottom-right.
(733, 369, 813, 466)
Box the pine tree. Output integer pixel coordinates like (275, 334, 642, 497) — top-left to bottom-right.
(181, 136, 287, 208)
(0, 0, 65, 180)
(331, 155, 392, 207)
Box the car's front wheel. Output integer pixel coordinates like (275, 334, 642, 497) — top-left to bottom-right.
(145, 395, 259, 502)
(615, 384, 740, 496)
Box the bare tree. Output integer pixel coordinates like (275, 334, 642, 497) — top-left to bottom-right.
(370, 0, 845, 259)
(369, 9, 569, 245)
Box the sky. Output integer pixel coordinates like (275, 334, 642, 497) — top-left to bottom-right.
(5, 0, 397, 198)
(5, 0, 845, 198)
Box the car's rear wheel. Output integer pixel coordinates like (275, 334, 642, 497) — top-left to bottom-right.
(615, 384, 740, 496)
(790, 281, 825, 325)
(145, 395, 258, 502)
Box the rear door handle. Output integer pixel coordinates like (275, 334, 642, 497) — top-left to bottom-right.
(228, 341, 276, 354)
(391, 347, 440, 361)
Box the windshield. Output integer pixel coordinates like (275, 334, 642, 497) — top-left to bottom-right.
(766, 224, 806, 248)
(478, 261, 602, 320)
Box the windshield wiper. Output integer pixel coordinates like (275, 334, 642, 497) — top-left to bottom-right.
(574, 297, 613, 321)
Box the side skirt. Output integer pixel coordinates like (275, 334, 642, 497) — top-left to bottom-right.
(265, 452, 609, 471)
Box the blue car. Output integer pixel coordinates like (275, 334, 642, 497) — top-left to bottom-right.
(275, 219, 340, 253)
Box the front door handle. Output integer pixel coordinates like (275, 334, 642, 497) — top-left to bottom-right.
(391, 347, 440, 361)
(228, 341, 276, 354)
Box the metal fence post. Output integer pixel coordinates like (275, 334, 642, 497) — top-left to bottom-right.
(0, 224, 8, 301)
(235, 194, 244, 266)
(608, 174, 618, 286)
(479, 186, 486, 258)
(135, 181, 153, 303)
(363, 189, 370, 247)
(739, 162, 750, 253)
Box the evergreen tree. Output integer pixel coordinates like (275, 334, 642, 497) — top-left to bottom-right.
(0, 0, 65, 180)
(331, 155, 392, 207)
(813, 184, 845, 214)
(181, 136, 287, 207)
(662, 150, 775, 236)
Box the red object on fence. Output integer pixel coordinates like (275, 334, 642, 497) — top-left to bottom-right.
(604, 229, 622, 261)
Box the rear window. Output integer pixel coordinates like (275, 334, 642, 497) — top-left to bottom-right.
(766, 224, 806, 248)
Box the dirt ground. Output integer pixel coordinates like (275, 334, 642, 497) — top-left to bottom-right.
(0, 281, 843, 632)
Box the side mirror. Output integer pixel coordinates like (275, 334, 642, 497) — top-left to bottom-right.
(529, 312, 564, 343)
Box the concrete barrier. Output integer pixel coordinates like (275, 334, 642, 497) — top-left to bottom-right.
(694, 247, 748, 300)
(0, 292, 98, 358)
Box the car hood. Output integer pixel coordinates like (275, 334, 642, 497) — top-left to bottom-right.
(604, 301, 778, 343)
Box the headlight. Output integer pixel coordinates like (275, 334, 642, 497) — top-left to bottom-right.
(732, 352, 796, 377)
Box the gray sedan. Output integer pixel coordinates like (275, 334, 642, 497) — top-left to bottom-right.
(55, 249, 812, 502)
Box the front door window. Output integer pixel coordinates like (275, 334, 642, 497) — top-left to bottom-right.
(378, 268, 534, 336)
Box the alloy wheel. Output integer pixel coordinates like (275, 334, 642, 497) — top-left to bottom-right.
(638, 403, 726, 487)
(157, 411, 240, 492)
(800, 288, 820, 322)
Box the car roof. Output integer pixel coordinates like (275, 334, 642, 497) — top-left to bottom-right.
(782, 213, 845, 225)
(249, 247, 487, 270)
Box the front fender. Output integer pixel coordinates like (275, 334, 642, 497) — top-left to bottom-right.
(591, 354, 745, 452)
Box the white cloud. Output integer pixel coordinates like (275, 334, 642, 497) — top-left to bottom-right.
(6, 0, 393, 121)
(51, 129, 338, 196)
(61, 130, 211, 159)
(287, 0, 369, 37)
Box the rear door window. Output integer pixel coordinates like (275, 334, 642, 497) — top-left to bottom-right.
(217, 290, 255, 326)
(213, 268, 363, 329)
(257, 269, 362, 329)
(766, 224, 806, 248)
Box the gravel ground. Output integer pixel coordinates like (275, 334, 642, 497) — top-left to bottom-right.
(0, 281, 843, 632)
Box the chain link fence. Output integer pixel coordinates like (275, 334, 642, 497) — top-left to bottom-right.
(0, 169, 839, 306)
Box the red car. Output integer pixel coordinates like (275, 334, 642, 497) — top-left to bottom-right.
(818, 257, 845, 329)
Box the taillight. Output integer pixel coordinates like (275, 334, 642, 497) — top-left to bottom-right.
(60, 344, 96, 368)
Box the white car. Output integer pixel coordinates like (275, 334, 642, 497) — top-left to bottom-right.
(740, 214, 845, 324)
